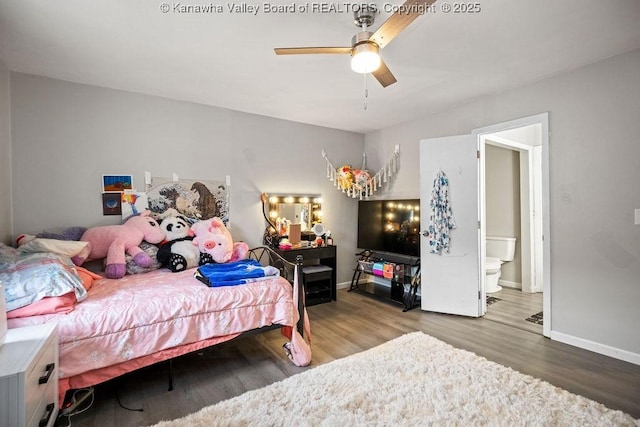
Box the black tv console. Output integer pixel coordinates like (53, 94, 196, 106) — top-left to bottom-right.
(348, 249, 420, 312)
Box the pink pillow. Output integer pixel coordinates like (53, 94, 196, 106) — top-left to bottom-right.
(6, 292, 77, 318)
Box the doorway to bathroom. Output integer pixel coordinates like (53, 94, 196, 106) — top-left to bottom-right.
(473, 113, 549, 336)
(480, 130, 543, 334)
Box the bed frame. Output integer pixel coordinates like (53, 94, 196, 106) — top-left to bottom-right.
(163, 246, 306, 391)
(247, 246, 305, 335)
(7, 246, 308, 408)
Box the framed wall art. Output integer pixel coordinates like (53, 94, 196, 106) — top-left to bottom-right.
(146, 176, 230, 225)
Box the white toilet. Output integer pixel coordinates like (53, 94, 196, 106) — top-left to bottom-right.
(485, 236, 516, 293)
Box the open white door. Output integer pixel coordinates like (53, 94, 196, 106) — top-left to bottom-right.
(420, 134, 484, 317)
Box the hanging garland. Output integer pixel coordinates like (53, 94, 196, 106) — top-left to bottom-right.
(322, 145, 400, 200)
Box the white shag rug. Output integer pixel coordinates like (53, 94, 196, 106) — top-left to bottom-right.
(150, 332, 638, 427)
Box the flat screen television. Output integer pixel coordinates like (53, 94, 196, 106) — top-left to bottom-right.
(357, 199, 421, 257)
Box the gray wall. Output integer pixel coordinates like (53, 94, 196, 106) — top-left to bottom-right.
(9, 73, 364, 284)
(6, 50, 640, 359)
(365, 48, 640, 356)
(0, 59, 11, 245)
(485, 144, 521, 285)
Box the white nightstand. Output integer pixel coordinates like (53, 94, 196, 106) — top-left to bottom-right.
(0, 323, 59, 427)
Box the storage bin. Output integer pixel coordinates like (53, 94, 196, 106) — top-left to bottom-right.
(358, 260, 374, 274)
(383, 263, 395, 279)
(393, 264, 405, 280)
(372, 262, 385, 276)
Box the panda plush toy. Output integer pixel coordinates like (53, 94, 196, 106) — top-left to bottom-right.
(157, 215, 213, 272)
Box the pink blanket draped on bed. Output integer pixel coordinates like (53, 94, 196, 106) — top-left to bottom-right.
(8, 267, 297, 403)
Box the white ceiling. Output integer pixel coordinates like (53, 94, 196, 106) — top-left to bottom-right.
(1, 0, 639, 134)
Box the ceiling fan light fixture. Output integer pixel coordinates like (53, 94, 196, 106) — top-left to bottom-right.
(351, 43, 381, 74)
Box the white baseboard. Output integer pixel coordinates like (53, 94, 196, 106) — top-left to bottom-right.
(498, 279, 521, 290)
(550, 331, 640, 366)
(337, 277, 386, 290)
(337, 281, 351, 290)
(338, 279, 638, 365)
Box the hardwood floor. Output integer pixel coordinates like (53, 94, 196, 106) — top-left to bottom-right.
(484, 287, 543, 334)
(60, 289, 640, 426)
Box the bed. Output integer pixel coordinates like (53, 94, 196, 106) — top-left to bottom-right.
(3, 246, 308, 406)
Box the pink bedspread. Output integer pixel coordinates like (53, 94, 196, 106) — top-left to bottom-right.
(8, 268, 295, 383)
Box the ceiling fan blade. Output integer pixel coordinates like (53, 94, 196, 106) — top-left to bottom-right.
(370, 0, 437, 49)
(372, 59, 397, 88)
(274, 47, 352, 55)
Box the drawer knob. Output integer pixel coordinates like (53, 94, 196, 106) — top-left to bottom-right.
(39, 403, 55, 427)
(39, 363, 55, 384)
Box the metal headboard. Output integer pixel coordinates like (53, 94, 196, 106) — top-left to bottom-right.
(247, 246, 297, 283)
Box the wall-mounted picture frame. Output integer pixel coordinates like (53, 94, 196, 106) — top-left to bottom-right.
(102, 174, 133, 193)
(102, 193, 122, 215)
(121, 191, 149, 220)
(146, 176, 229, 225)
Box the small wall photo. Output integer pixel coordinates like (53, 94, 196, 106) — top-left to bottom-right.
(102, 193, 122, 215)
(102, 174, 133, 193)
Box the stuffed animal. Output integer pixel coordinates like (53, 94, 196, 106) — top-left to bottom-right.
(352, 168, 372, 193)
(75, 210, 166, 279)
(191, 217, 249, 264)
(125, 241, 162, 275)
(156, 215, 213, 272)
(36, 226, 87, 241)
(336, 164, 355, 191)
(231, 241, 250, 262)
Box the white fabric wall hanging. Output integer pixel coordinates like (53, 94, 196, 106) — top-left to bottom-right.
(322, 145, 400, 199)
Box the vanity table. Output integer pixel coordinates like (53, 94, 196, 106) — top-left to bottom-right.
(274, 245, 337, 306)
(263, 193, 335, 305)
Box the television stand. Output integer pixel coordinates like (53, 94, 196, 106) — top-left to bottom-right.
(348, 250, 420, 312)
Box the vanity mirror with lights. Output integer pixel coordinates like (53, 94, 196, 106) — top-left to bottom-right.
(267, 194, 322, 233)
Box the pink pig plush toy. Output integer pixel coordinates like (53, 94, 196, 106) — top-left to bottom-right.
(190, 217, 249, 264)
(75, 210, 166, 279)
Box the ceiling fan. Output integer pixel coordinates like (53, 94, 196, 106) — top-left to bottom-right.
(274, 0, 437, 88)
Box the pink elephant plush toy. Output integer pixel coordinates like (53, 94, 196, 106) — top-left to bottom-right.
(75, 210, 166, 279)
(190, 217, 249, 264)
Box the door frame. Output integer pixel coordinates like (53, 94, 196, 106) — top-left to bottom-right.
(482, 134, 542, 294)
(472, 112, 551, 337)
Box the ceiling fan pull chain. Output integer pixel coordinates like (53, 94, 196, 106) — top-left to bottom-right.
(363, 73, 368, 110)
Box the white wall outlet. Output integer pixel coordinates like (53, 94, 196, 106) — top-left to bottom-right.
(635, 209, 640, 225)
